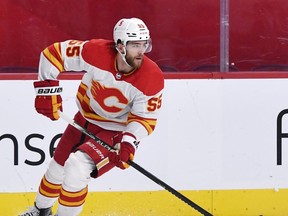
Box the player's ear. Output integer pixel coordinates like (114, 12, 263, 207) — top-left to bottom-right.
(116, 43, 125, 54)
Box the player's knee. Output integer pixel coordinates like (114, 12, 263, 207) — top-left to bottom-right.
(45, 158, 65, 184)
(63, 151, 94, 191)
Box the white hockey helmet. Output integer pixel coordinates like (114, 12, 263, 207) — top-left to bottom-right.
(113, 18, 152, 53)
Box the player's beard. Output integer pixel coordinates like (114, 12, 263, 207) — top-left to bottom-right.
(126, 54, 143, 69)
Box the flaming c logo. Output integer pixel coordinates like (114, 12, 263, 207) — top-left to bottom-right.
(90, 80, 128, 113)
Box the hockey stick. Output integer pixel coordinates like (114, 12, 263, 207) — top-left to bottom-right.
(58, 111, 213, 216)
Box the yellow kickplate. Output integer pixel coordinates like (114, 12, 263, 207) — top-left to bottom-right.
(2, 189, 288, 216)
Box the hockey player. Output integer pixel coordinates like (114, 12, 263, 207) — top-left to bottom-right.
(19, 17, 164, 216)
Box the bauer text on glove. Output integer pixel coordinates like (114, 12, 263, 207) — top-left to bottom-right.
(34, 80, 63, 120)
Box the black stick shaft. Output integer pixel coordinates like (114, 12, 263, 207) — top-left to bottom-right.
(128, 161, 213, 216)
(58, 111, 213, 216)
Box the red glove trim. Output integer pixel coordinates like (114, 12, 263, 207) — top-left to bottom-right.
(34, 80, 63, 120)
(122, 132, 139, 151)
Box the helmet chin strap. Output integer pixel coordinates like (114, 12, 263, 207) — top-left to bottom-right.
(116, 47, 133, 68)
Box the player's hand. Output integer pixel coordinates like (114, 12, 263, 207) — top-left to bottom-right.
(33, 80, 63, 120)
(108, 133, 138, 169)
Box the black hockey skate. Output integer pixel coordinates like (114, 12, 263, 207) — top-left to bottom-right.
(19, 203, 52, 216)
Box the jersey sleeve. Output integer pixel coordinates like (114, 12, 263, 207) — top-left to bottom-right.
(125, 68, 164, 141)
(38, 40, 87, 80)
(125, 90, 163, 140)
